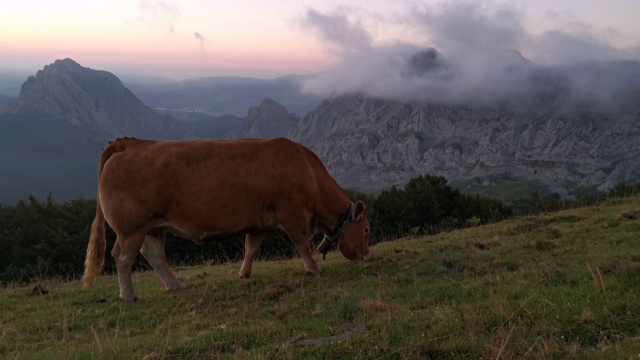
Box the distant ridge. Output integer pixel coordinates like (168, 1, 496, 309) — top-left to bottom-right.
(126, 74, 323, 117)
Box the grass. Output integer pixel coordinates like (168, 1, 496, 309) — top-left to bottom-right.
(2, 196, 640, 359)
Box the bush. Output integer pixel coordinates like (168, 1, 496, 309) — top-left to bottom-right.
(0, 195, 95, 283)
(369, 175, 511, 238)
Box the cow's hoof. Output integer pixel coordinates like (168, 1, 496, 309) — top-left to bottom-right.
(120, 295, 138, 303)
(305, 269, 321, 276)
(166, 284, 185, 292)
(239, 273, 251, 280)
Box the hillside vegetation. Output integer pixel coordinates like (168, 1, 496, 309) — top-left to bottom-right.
(2, 195, 640, 359)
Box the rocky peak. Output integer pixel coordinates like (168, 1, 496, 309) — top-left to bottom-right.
(233, 98, 299, 139)
(6, 58, 191, 139)
(402, 48, 443, 77)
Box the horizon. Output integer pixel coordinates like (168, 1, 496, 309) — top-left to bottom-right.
(2, 0, 640, 83)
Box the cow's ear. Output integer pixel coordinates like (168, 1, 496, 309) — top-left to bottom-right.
(352, 200, 366, 221)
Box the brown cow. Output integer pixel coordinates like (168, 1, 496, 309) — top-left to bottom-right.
(81, 137, 371, 302)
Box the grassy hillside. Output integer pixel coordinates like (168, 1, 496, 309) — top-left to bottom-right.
(2, 196, 640, 359)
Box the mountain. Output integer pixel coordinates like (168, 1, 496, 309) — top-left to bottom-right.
(233, 99, 299, 139)
(5, 58, 192, 140)
(401, 47, 444, 78)
(125, 74, 323, 117)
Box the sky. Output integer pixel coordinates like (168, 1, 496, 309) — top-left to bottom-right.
(1, 0, 640, 80)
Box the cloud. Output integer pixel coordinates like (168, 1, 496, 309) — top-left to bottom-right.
(411, 2, 526, 54)
(137, 1, 179, 34)
(531, 30, 616, 65)
(301, 1, 640, 112)
(302, 8, 373, 52)
(138, 1, 179, 17)
(194, 32, 206, 54)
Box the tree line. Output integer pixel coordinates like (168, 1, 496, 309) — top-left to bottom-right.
(1, 175, 639, 284)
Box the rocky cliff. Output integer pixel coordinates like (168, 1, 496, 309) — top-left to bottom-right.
(289, 96, 640, 194)
(5, 59, 192, 140)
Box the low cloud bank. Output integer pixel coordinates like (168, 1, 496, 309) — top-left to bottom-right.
(300, 2, 640, 112)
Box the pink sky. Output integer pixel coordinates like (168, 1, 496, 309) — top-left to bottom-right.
(1, 0, 639, 79)
(0, 0, 338, 78)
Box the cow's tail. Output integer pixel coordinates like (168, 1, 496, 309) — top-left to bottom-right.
(81, 194, 106, 288)
(82, 139, 128, 288)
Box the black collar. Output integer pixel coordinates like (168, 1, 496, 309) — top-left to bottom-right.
(317, 202, 354, 260)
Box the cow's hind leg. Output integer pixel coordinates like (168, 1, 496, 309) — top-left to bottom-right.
(239, 232, 265, 279)
(111, 232, 146, 302)
(141, 232, 184, 292)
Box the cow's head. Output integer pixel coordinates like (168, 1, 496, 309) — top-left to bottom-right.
(338, 200, 371, 261)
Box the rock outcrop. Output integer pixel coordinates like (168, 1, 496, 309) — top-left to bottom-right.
(233, 99, 299, 139)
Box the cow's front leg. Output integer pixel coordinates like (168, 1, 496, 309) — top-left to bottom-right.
(239, 232, 265, 279)
(141, 233, 184, 291)
(289, 232, 320, 275)
(282, 214, 320, 275)
(111, 233, 145, 302)
(295, 240, 321, 275)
